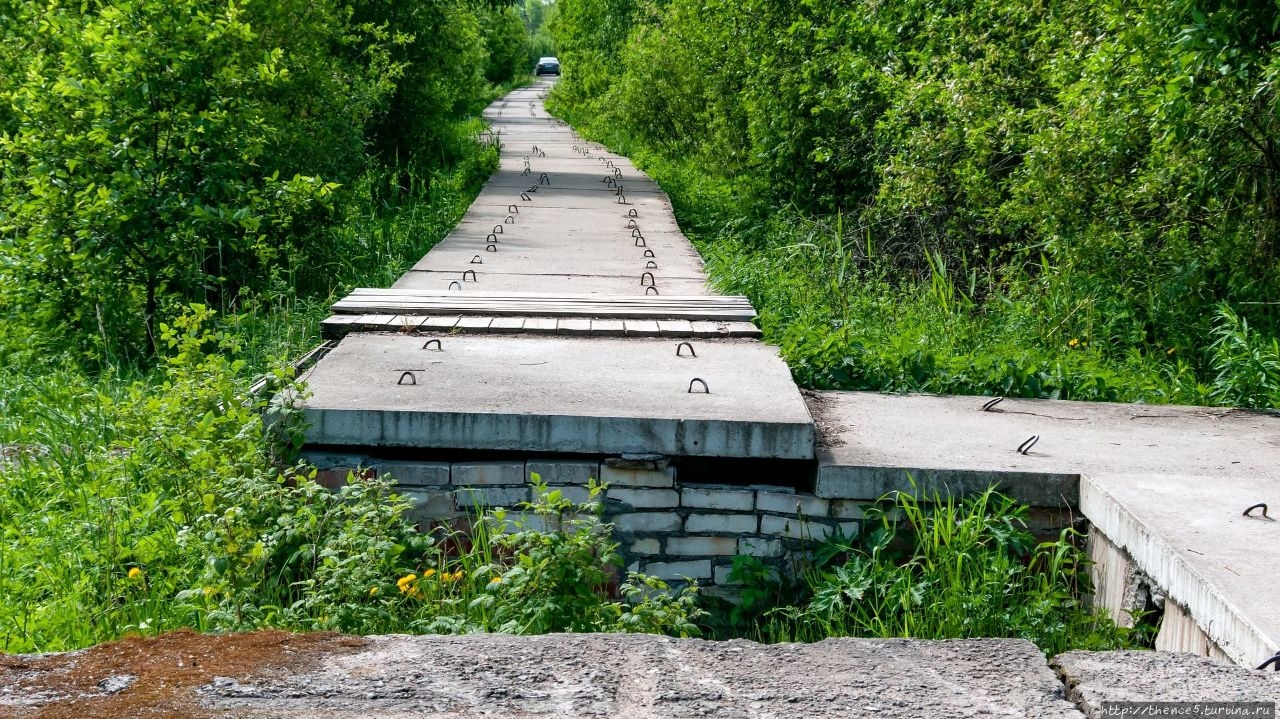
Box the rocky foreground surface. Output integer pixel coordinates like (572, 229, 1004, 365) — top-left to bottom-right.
(2, 631, 1279, 718)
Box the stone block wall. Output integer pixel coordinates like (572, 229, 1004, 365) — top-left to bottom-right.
(302, 452, 868, 589)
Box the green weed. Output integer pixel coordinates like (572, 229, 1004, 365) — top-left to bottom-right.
(716, 486, 1146, 656)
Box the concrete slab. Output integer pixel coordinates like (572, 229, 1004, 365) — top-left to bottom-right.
(204, 634, 1087, 718)
(809, 391, 1280, 504)
(301, 333, 814, 459)
(810, 390, 1280, 668)
(1052, 650, 1280, 716)
(391, 81, 708, 299)
(1082, 472, 1280, 668)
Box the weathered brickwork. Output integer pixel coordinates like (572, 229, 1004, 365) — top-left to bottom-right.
(299, 452, 889, 588)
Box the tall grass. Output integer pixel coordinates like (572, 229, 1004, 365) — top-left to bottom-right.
(720, 487, 1148, 656)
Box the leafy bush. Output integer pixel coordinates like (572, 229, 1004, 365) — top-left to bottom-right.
(549, 0, 1280, 409)
(0, 0, 528, 363)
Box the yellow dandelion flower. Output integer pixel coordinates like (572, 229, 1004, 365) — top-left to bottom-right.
(423, 569, 436, 579)
(448, 570, 464, 582)
(489, 575, 502, 584)
(368, 586, 379, 596)
(127, 567, 142, 580)
(1067, 338, 1079, 348)
(397, 573, 417, 594)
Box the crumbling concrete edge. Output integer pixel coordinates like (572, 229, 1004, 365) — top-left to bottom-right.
(1080, 474, 1279, 668)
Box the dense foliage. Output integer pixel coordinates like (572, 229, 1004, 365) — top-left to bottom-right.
(0, 0, 535, 364)
(550, 0, 1280, 407)
(0, 312, 699, 652)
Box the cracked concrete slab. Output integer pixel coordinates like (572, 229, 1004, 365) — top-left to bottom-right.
(1, 632, 1089, 718)
(1053, 650, 1280, 718)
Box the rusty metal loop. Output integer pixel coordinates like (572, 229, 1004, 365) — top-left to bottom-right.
(982, 396, 1005, 412)
(627, 219, 638, 229)
(539, 173, 550, 185)
(646, 260, 658, 269)
(508, 205, 519, 213)
(628, 208, 639, 218)
(397, 371, 417, 386)
(486, 243, 498, 252)
(688, 378, 709, 394)
(1243, 503, 1270, 519)
(422, 339, 442, 351)
(643, 249, 655, 258)
(493, 225, 503, 234)
(520, 192, 531, 201)
(640, 272, 655, 286)
(470, 255, 482, 264)
(448, 281, 462, 291)
(617, 194, 627, 204)
(505, 215, 515, 224)
(1016, 435, 1040, 455)
(676, 342, 696, 358)
(632, 228, 642, 237)
(646, 286, 660, 296)
(635, 236, 647, 247)
(1257, 651, 1280, 671)
(462, 269, 477, 282)
(486, 233, 498, 243)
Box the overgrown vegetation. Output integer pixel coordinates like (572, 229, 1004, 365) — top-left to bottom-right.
(0, 0, 536, 364)
(549, 0, 1280, 407)
(708, 487, 1149, 657)
(0, 0, 702, 653)
(0, 312, 700, 652)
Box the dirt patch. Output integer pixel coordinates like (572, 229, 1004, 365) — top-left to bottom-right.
(802, 390, 848, 448)
(0, 630, 365, 719)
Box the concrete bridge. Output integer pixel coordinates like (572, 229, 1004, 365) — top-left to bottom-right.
(299, 79, 1280, 672)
